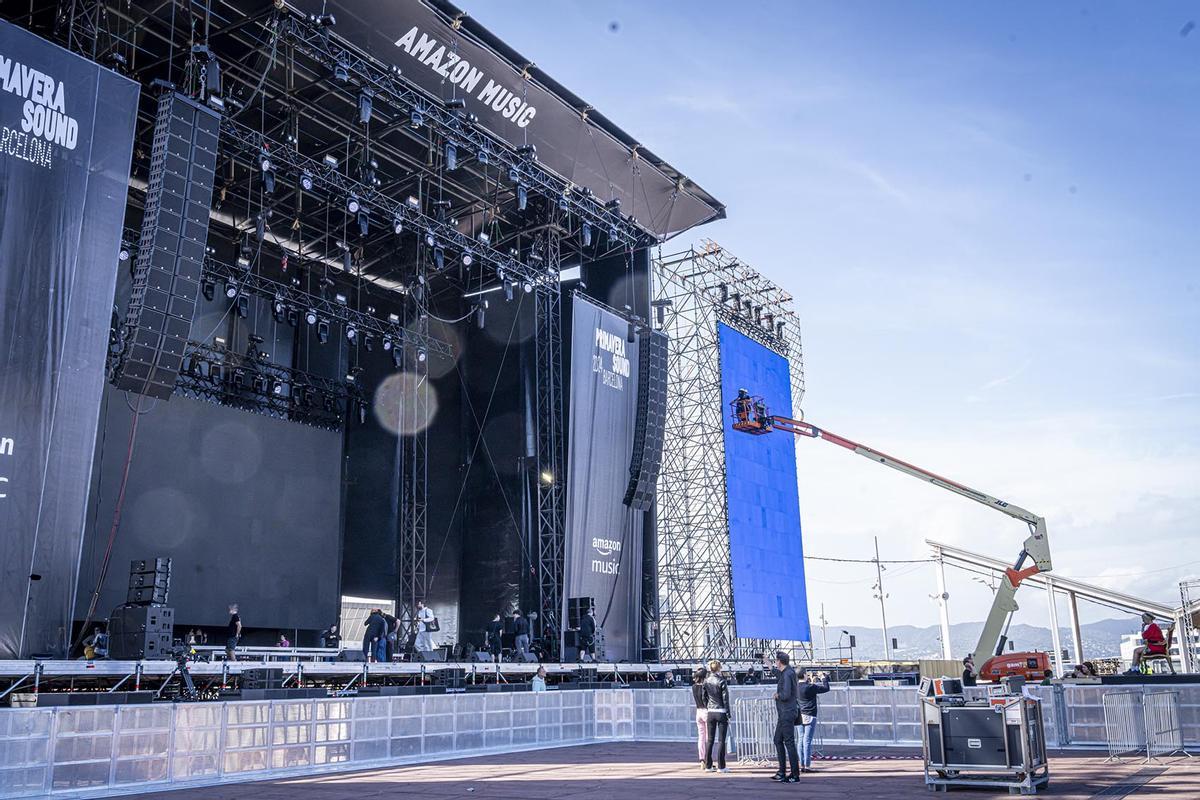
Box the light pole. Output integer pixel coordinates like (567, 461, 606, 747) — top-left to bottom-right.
(873, 536, 892, 661)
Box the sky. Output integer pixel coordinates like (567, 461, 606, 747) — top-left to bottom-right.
(468, 2, 1200, 634)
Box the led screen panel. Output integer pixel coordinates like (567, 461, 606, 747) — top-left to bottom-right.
(718, 323, 810, 642)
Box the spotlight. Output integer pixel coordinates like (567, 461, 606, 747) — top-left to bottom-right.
(516, 185, 528, 211)
(444, 97, 466, 110)
(334, 59, 349, 83)
(392, 216, 403, 235)
(478, 231, 491, 245)
(335, 293, 348, 305)
(272, 380, 285, 396)
(477, 147, 490, 166)
(387, 313, 401, 324)
(346, 366, 363, 383)
(517, 144, 537, 159)
(417, 348, 427, 363)
(410, 108, 424, 128)
(406, 195, 420, 209)
(445, 141, 458, 171)
(118, 246, 130, 262)
(305, 308, 318, 325)
(273, 296, 287, 323)
(317, 320, 329, 343)
(523, 280, 533, 293)
(606, 197, 621, 211)
(202, 279, 215, 301)
(363, 335, 374, 352)
(558, 195, 569, 213)
(308, 13, 336, 27)
(425, 230, 436, 248)
(300, 171, 313, 191)
(462, 250, 473, 266)
(582, 222, 592, 247)
(259, 153, 272, 173)
(225, 280, 238, 299)
(287, 309, 299, 327)
(322, 153, 339, 169)
(346, 326, 357, 341)
(358, 88, 374, 125)
(347, 195, 360, 214)
(383, 336, 393, 351)
(507, 166, 520, 184)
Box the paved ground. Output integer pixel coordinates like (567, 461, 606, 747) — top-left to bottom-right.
(139, 742, 1200, 799)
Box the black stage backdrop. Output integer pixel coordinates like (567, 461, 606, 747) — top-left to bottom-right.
(284, 0, 721, 240)
(564, 296, 642, 661)
(0, 21, 138, 658)
(77, 388, 343, 633)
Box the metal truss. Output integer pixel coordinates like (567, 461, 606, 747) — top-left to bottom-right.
(652, 239, 807, 661)
(275, 14, 643, 249)
(174, 340, 355, 431)
(535, 217, 566, 657)
(398, 284, 430, 630)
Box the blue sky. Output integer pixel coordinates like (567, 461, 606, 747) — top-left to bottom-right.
(470, 2, 1200, 632)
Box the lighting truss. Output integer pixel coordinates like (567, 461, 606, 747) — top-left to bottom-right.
(220, 115, 558, 289)
(175, 340, 357, 431)
(276, 13, 643, 248)
(200, 254, 452, 360)
(652, 238, 807, 661)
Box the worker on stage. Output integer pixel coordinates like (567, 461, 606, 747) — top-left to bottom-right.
(1128, 612, 1168, 673)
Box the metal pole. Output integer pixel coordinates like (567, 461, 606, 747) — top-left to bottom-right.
(1174, 614, 1192, 674)
(874, 537, 892, 661)
(1045, 577, 1063, 676)
(1067, 590, 1084, 666)
(935, 549, 953, 660)
(821, 603, 828, 660)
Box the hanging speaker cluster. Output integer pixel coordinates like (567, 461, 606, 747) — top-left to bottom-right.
(624, 329, 668, 510)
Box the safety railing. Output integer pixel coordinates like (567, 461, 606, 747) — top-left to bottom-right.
(1102, 691, 1144, 761)
(730, 697, 775, 766)
(1144, 691, 1191, 762)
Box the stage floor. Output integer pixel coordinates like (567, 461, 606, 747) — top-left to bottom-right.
(132, 742, 1200, 800)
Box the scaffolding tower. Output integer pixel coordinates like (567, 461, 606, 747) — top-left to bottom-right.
(653, 240, 807, 661)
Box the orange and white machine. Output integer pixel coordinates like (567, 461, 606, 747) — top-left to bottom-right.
(730, 391, 1053, 680)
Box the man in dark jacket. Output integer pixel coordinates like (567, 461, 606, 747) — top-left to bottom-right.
(362, 609, 387, 663)
(796, 669, 831, 772)
(579, 609, 597, 662)
(512, 611, 532, 662)
(772, 651, 800, 782)
(485, 613, 504, 662)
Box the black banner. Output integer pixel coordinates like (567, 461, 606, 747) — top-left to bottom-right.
(564, 295, 643, 661)
(0, 21, 139, 658)
(285, 0, 722, 240)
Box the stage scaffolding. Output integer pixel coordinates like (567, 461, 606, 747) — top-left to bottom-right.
(653, 240, 807, 661)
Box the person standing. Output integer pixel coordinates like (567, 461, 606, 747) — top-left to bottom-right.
(414, 601, 436, 656)
(485, 613, 503, 662)
(796, 668, 831, 773)
(362, 608, 387, 663)
(512, 610, 531, 662)
(691, 667, 710, 769)
(382, 609, 400, 662)
(703, 659, 732, 773)
(961, 655, 978, 687)
(531, 665, 548, 692)
(579, 608, 597, 662)
(772, 651, 800, 782)
(225, 604, 242, 662)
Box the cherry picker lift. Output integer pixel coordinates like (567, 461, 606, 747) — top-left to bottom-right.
(730, 390, 1054, 681)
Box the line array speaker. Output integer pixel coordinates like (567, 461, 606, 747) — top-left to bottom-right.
(623, 329, 668, 510)
(114, 91, 219, 400)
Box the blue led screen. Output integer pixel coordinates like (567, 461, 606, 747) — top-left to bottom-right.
(718, 323, 811, 642)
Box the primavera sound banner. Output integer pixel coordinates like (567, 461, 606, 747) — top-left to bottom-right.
(564, 295, 643, 661)
(0, 20, 139, 658)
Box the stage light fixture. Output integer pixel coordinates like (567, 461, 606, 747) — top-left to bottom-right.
(444, 97, 466, 110)
(346, 195, 360, 214)
(581, 222, 592, 247)
(425, 230, 436, 247)
(363, 335, 374, 352)
(357, 209, 370, 237)
(392, 216, 403, 235)
(308, 13, 336, 27)
(478, 231, 491, 245)
(391, 347, 403, 368)
(477, 147, 490, 166)
(517, 144, 537, 159)
(433, 247, 445, 271)
(273, 296, 287, 323)
(322, 153, 339, 169)
(287, 309, 299, 327)
(417, 348, 427, 363)
(507, 166, 520, 184)
(225, 280, 238, 299)
(609, 224, 619, 241)
(346, 326, 357, 341)
(272, 380, 285, 396)
(202, 279, 215, 301)
(358, 89, 374, 125)
(462, 250, 473, 267)
(410, 108, 424, 128)
(504, 281, 514, 302)
(300, 170, 314, 191)
(346, 366, 363, 382)
(387, 312, 401, 324)
(317, 320, 330, 343)
(118, 246, 130, 262)
(606, 197, 621, 210)
(475, 300, 487, 329)
(255, 213, 266, 242)
(445, 141, 458, 171)
(235, 295, 249, 318)
(558, 195, 569, 213)
(523, 280, 533, 293)
(334, 59, 349, 83)
(540, 470, 554, 485)
(382, 336, 393, 351)
(627, 320, 636, 343)
(263, 169, 275, 194)
(305, 309, 318, 325)
(335, 293, 348, 305)
(406, 195, 420, 209)
(517, 185, 528, 211)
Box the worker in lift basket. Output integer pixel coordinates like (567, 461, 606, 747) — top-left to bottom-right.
(1127, 612, 1168, 673)
(734, 388, 753, 424)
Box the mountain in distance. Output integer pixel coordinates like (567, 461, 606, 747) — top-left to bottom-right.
(807, 617, 1139, 661)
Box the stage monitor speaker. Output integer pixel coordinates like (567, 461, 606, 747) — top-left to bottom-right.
(114, 91, 219, 400)
(108, 630, 172, 660)
(108, 604, 174, 637)
(623, 329, 668, 510)
(567, 596, 595, 630)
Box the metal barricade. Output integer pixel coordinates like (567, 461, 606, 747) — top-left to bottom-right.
(1144, 690, 1192, 762)
(731, 697, 775, 766)
(1103, 691, 1144, 761)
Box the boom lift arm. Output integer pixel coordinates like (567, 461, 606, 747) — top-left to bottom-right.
(731, 393, 1051, 665)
